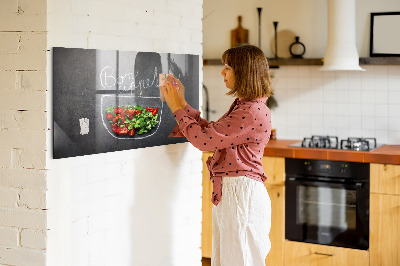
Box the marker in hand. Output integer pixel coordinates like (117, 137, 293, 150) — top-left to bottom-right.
(159, 73, 179, 102)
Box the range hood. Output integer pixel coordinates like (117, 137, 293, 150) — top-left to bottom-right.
(320, 0, 365, 71)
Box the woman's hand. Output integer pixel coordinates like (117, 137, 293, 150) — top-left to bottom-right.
(161, 75, 185, 113)
(174, 77, 187, 108)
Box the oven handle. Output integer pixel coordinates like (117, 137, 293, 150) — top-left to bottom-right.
(286, 177, 364, 189)
(314, 252, 335, 257)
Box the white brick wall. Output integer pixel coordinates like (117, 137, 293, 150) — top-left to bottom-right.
(2, 0, 204, 262)
(0, 187, 19, 208)
(46, 1, 203, 266)
(21, 229, 47, 250)
(0, 227, 19, 247)
(0, 0, 48, 265)
(3, 0, 204, 264)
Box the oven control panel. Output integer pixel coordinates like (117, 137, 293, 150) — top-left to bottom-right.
(286, 158, 369, 180)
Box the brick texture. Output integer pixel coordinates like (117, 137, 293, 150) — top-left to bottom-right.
(46, 0, 203, 265)
(0, 169, 47, 189)
(21, 229, 46, 249)
(0, 247, 46, 266)
(0, 187, 19, 208)
(0, 227, 19, 247)
(0, 129, 46, 150)
(3, 0, 204, 265)
(19, 189, 47, 209)
(0, 0, 47, 264)
(0, 208, 47, 230)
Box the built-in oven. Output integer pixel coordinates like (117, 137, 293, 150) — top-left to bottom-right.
(285, 158, 370, 250)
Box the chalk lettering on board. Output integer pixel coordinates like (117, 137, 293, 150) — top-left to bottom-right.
(136, 67, 158, 96)
(100, 66, 117, 88)
(100, 66, 161, 96)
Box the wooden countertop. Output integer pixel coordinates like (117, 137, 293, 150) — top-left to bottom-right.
(263, 139, 400, 165)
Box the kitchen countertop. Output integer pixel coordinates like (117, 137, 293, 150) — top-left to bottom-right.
(263, 139, 400, 165)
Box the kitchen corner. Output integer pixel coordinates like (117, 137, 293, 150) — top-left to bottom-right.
(202, 0, 400, 264)
(202, 140, 400, 265)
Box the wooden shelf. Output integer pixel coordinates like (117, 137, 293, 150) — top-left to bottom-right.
(359, 57, 400, 65)
(203, 58, 323, 67)
(268, 58, 322, 67)
(202, 59, 223, 66)
(203, 57, 400, 67)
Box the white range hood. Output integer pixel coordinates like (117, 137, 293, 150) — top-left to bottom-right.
(320, 0, 365, 71)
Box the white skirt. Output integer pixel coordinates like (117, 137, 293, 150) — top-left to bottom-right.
(212, 176, 271, 266)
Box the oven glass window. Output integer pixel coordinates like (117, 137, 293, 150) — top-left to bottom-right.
(297, 186, 356, 230)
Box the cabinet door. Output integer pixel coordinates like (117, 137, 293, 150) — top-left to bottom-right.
(202, 152, 213, 258)
(264, 184, 284, 266)
(261, 156, 285, 185)
(370, 193, 400, 266)
(370, 163, 400, 195)
(284, 241, 369, 266)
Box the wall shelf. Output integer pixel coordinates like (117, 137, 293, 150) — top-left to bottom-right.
(268, 58, 323, 67)
(359, 57, 400, 65)
(203, 57, 400, 67)
(203, 58, 323, 67)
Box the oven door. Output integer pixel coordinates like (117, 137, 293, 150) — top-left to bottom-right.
(285, 177, 369, 250)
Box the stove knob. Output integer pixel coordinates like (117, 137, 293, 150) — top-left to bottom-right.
(305, 161, 312, 171)
(340, 164, 347, 174)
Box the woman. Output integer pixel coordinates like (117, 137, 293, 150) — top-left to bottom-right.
(161, 44, 273, 266)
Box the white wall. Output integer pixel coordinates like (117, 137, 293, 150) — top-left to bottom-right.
(204, 65, 400, 144)
(203, 0, 400, 145)
(203, 0, 326, 59)
(271, 65, 400, 144)
(0, 0, 48, 265)
(46, 0, 203, 266)
(203, 0, 400, 58)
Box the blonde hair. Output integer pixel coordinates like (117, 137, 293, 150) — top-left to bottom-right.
(221, 45, 273, 99)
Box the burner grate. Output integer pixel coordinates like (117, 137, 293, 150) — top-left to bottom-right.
(297, 136, 378, 151)
(301, 135, 339, 149)
(340, 137, 377, 151)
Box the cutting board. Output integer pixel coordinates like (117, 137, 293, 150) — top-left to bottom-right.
(231, 16, 249, 48)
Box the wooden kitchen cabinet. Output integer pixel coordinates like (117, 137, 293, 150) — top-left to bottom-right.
(261, 156, 285, 186)
(202, 152, 213, 258)
(284, 241, 369, 266)
(370, 193, 400, 266)
(264, 184, 285, 266)
(262, 156, 285, 266)
(370, 163, 400, 266)
(201, 154, 286, 265)
(370, 163, 400, 195)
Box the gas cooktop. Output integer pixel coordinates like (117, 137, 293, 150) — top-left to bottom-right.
(289, 135, 383, 151)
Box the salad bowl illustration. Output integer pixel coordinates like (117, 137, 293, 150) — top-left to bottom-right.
(101, 95, 163, 140)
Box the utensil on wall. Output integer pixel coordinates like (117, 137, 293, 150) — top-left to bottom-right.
(273, 21, 279, 58)
(231, 16, 249, 48)
(289, 36, 306, 58)
(257, 8, 262, 48)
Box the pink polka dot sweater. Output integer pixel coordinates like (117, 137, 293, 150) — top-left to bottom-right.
(169, 97, 272, 206)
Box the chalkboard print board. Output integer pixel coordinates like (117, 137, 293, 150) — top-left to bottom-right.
(53, 47, 199, 159)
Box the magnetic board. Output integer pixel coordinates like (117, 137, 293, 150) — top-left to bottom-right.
(52, 47, 199, 159)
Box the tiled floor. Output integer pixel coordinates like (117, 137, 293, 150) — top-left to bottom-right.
(202, 257, 211, 266)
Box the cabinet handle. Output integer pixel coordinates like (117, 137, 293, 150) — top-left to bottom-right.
(314, 252, 335, 257)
